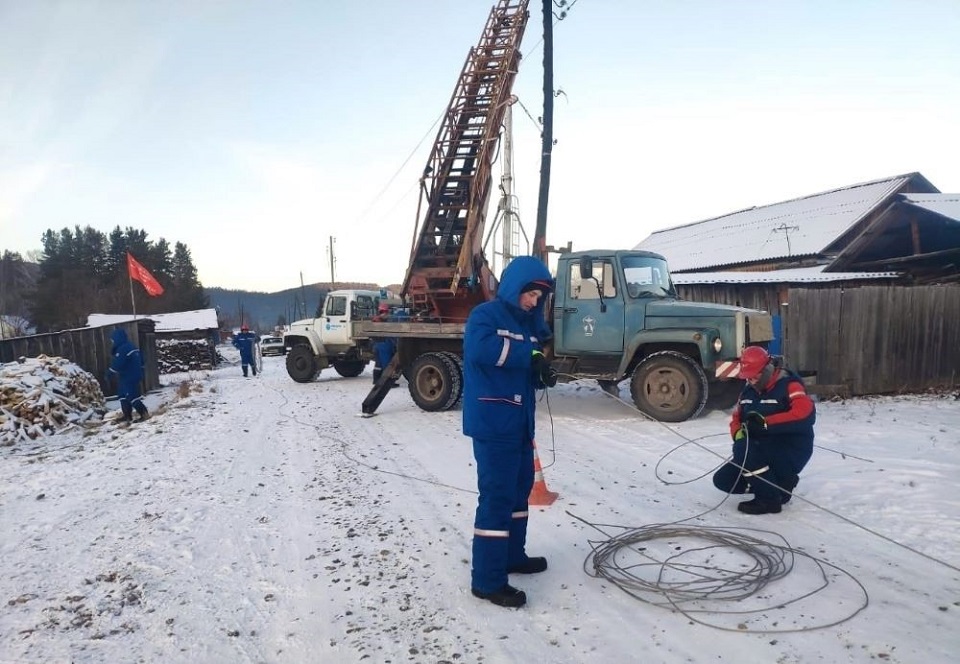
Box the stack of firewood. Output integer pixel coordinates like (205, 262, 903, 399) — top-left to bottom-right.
(156, 339, 218, 373)
(0, 355, 106, 445)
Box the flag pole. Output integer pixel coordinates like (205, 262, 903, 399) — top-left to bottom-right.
(129, 271, 137, 318)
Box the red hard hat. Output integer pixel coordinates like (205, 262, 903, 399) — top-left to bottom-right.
(738, 346, 770, 380)
(378, 303, 389, 313)
(241, 324, 249, 331)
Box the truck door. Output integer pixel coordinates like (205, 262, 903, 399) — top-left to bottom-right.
(557, 259, 625, 353)
(319, 294, 352, 346)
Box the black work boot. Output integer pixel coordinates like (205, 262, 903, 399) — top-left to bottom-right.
(781, 475, 799, 504)
(134, 403, 150, 422)
(243, 368, 248, 377)
(508, 557, 548, 574)
(738, 497, 783, 515)
(471, 584, 527, 608)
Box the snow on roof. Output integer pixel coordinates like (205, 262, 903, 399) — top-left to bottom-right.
(637, 174, 920, 272)
(671, 265, 900, 285)
(900, 193, 960, 222)
(87, 309, 219, 332)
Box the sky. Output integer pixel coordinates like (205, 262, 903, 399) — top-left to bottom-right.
(2, 0, 959, 293)
(1, 348, 958, 662)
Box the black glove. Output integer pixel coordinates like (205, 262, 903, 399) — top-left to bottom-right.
(743, 411, 767, 436)
(531, 350, 558, 388)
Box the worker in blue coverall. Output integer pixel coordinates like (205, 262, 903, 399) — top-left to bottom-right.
(371, 303, 398, 385)
(109, 328, 149, 422)
(463, 255, 557, 608)
(233, 324, 258, 377)
(712, 345, 816, 514)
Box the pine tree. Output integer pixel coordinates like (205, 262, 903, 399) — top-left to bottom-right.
(28, 225, 207, 331)
(170, 243, 208, 311)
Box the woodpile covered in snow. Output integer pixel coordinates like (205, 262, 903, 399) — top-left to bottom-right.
(0, 355, 106, 445)
(156, 338, 219, 373)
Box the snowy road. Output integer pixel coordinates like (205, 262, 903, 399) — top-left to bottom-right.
(2, 351, 958, 663)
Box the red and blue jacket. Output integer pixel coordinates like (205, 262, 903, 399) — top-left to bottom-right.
(730, 367, 816, 445)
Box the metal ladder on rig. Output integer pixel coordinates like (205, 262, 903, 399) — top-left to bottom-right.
(401, 0, 530, 321)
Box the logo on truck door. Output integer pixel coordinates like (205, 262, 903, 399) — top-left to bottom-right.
(582, 316, 595, 337)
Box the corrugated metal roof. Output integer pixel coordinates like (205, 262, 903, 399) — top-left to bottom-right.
(671, 265, 899, 285)
(900, 193, 960, 222)
(636, 174, 919, 272)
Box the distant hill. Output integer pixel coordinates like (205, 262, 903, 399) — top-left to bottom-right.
(206, 282, 400, 332)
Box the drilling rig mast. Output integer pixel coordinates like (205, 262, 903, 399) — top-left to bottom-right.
(401, 0, 530, 322)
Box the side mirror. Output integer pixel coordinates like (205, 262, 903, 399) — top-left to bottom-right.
(578, 256, 593, 280)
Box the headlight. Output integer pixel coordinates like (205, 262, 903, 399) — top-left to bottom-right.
(713, 337, 723, 353)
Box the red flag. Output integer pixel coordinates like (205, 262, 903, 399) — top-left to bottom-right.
(126, 252, 165, 297)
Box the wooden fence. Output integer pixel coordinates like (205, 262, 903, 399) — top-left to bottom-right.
(785, 285, 960, 395)
(0, 320, 159, 398)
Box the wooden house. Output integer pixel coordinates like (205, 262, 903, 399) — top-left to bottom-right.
(635, 173, 960, 395)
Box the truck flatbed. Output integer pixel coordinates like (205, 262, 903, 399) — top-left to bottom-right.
(353, 320, 466, 340)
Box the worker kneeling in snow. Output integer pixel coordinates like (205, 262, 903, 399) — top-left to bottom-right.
(712, 346, 816, 514)
(463, 256, 557, 608)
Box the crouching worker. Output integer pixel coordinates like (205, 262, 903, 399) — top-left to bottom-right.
(463, 256, 556, 608)
(109, 328, 149, 423)
(712, 346, 816, 514)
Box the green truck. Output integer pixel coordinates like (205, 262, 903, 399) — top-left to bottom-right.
(357, 249, 773, 422)
(547, 249, 772, 421)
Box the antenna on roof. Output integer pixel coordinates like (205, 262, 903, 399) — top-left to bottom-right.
(772, 222, 800, 255)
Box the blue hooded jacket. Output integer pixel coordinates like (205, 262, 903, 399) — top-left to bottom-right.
(109, 328, 143, 385)
(462, 256, 554, 442)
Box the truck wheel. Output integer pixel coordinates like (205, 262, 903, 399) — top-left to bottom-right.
(630, 350, 708, 422)
(436, 352, 464, 407)
(408, 352, 461, 412)
(333, 360, 366, 378)
(705, 380, 743, 411)
(286, 345, 320, 383)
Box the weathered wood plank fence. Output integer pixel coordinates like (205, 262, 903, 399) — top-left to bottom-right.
(0, 320, 159, 397)
(786, 285, 960, 395)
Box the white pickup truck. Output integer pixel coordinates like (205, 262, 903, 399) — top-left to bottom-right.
(281, 289, 381, 382)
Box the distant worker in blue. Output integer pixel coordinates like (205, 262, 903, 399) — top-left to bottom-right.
(371, 303, 398, 385)
(462, 255, 557, 608)
(108, 328, 150, 423)
(712, 345, 816, 514)
(233, 324, 259, 377)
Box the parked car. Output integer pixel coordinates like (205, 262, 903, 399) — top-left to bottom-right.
(260, 335, 285, 356)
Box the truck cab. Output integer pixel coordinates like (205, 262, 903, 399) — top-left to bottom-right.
(551, 250, 773, 422)
(282, 289, 381, 382)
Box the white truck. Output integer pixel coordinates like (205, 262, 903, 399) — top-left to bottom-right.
(282, 289, 381, 382)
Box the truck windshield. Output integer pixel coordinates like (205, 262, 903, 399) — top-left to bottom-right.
(621, 256, 675, 298)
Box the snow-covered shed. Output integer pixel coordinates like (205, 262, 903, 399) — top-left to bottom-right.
(88, 309, 222, 374)
(87, 309, 219, 336)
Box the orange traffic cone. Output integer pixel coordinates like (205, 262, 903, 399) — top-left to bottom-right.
(528, 439, 558, 506)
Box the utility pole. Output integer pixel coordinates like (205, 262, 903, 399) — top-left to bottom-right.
(299, 271, 307, 319)
(328, 236, 337, 285)
(532, 0, 554, 265)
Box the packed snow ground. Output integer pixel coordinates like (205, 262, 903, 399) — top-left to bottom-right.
(2, 347, 958, 663)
